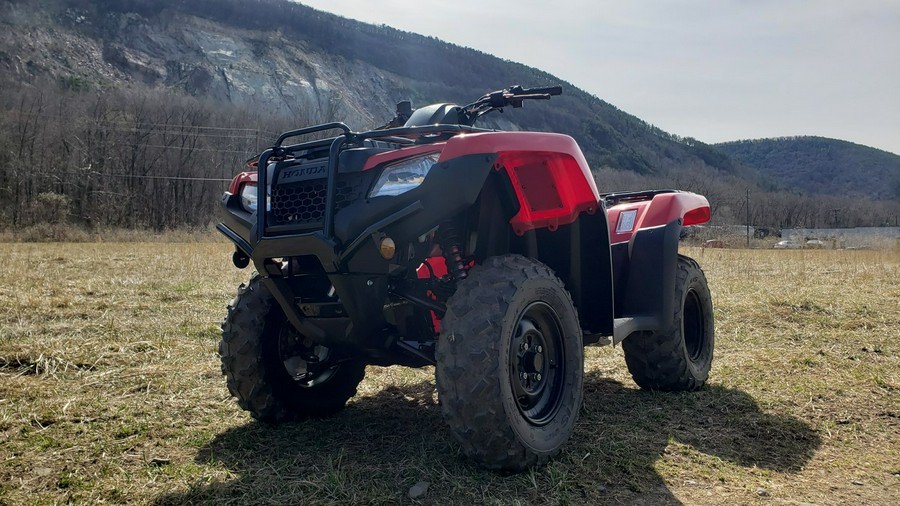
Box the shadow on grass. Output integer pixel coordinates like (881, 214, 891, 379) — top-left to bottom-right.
(152, 370, 820, 505)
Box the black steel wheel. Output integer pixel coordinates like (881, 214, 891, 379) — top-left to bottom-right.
(622, 255, 714, 391)
(436, 255, 583, 472)
(220, 274, 365, 422)
(510, 302, 568, 426)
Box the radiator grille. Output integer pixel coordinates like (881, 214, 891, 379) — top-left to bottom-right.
(270, 173, 369, 227)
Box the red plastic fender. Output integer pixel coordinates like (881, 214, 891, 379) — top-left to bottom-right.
(440, 131, 602, 236)
(607, 192, 710, 245)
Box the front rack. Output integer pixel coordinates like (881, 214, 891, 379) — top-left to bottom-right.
(254, 123, 493, 243)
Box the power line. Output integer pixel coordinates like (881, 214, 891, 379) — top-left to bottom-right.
(9, 110, 267, 132)
(8, 110, 306, 142)
(105, 174, 233, 182)
(136, 143, 257, 155)
(25, 167, 237, 182)
(76, 125, 262, 141)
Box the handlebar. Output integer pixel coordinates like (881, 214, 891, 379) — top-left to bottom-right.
(462, 85, 563, 124)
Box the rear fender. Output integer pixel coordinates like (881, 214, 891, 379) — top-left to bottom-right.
(607, 192, 710, 246)
(608, 192, 711, 344)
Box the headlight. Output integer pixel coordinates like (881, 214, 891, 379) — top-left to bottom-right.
(239, 183, 258, 212)
(368, 153, 440, 198)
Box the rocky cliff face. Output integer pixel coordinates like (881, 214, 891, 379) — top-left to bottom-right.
(0, 1, 405, 129)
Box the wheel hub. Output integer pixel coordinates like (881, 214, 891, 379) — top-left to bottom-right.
(279, 328, 338, 387)
(521, 348, 544, 374)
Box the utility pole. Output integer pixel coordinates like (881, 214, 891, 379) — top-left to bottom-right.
(746, 189, 751, 248)
(255, 117, 261, 153)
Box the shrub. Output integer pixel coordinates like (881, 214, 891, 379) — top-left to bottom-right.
(26, 192, 72, 226)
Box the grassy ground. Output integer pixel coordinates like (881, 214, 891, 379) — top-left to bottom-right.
(0, 243, 897, 505)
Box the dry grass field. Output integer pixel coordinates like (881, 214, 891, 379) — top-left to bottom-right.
(0, 242, 897, 505)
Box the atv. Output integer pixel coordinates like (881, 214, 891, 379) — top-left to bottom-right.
(217, 85, 714, 472)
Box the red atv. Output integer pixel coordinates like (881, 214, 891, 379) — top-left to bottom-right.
(217, 85, 714, 471)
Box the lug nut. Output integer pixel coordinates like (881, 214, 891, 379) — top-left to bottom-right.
(536, 373, 542, 381)
(536, 345, 543, 353)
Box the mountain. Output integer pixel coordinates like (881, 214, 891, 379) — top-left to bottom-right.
(717, 137, 900, 201)
(0, 0, 741, 177)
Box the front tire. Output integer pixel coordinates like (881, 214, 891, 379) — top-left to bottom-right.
(219, 274, 365, 422)
(622, 255, 714, 391)
(436, 255, 584, 472)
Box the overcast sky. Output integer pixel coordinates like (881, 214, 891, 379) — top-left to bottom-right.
(299, 0, 899, 155)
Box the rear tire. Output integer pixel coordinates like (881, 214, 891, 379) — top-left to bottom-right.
(622, 255, 714, 391)
(436, 255, 583, 472)
(220, 274, 365, 422)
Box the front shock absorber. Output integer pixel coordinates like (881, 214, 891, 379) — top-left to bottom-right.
(438, 220, 469, 280)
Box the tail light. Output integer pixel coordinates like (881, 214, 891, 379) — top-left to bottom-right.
(682, 206, 711, 226)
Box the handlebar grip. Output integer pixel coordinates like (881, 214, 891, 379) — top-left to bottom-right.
(521, 85, 562, 96)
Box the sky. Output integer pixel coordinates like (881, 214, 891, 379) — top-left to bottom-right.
(298, 0, 900, 155)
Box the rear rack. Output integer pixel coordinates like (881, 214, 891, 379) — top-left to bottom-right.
(601, 189, 678, 207)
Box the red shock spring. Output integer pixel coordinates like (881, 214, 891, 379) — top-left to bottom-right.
(439, 222, 468, 280)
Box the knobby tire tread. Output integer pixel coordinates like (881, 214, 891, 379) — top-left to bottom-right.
(436, 255, 583, 472)
(622, 255, 714, 391)
(220, 274, 364, 422)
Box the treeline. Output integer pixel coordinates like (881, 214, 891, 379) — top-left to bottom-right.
(1, 81, 897, 236)
(0, 83, 289, 231)
(594, 166, 899, 230)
